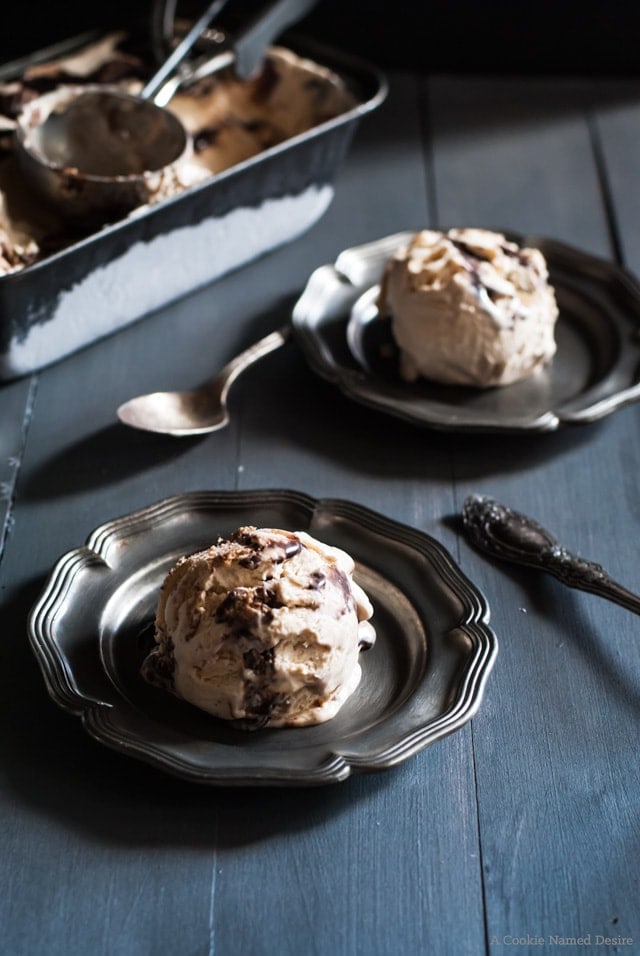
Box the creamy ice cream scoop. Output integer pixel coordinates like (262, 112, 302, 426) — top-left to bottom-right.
(142, 526, 375, 728)
(378, 228, 559, 387)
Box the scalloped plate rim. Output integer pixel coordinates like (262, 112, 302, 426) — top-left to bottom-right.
(291, 231, 640, 433)
(28, 489, 498, 786)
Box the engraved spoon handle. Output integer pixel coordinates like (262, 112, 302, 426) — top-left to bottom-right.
(462, 494, 640, 616)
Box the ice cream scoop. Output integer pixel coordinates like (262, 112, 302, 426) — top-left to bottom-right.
(15, 84, 191, 222)
(142, 526, 376, 728)
(378, 228, 559, 387)
(13, 0, 228, 222)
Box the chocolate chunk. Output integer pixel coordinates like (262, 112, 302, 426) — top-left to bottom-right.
(255, 584, 285, 609)
(216, 587, 274, 629)
(249, 59, 280, 103)
(450, 238, 492, 263)
(193, 126, 220, 152)
(94, 60, 144, 86)
(0, 84, 41, 119)
(308, 570, 326, 590)
(327, 566, 353, 614)
(141, 647, 175, 690)
(246, 690, 286, 717)
(243, 647, 275, 674)
(234, 527, 302, 567)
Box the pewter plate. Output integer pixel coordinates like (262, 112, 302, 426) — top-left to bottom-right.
(28, 490, 497, 787)
(292, 232, 640, 432)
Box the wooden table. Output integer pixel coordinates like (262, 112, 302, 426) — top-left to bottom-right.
(2, 65, 639, 955)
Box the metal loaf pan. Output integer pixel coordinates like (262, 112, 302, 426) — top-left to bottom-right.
(0, 34, 386, 380)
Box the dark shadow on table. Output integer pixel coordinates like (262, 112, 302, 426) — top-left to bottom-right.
(21, 423, 204, 500)
(19, 299, 297, 501)
(20, 315, 604, 501)
(237, 337, 605, 482)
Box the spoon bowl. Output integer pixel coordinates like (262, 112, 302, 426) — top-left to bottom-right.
(116, 271, 384, 437)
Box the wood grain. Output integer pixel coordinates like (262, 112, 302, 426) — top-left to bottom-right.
(1, 67, 639, 956)
(428, 75, 640, 946)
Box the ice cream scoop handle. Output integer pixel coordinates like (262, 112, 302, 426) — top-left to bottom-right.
(142, 0, 230, 100)
(216, 325, 291, 401)
(462, 494, 640, 616)
(233, 0, 318, 78)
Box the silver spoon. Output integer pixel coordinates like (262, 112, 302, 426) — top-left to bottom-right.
(117, 326, 290, 435)
(462, 494, 640, 616)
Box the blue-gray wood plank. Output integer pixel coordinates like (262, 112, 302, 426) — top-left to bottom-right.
(428, 75, 640, 949)
(1, 69, 639, 956)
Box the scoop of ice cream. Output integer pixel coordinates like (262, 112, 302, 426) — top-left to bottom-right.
(0, 198, 38, 273)
(378, 228, 559, 387)
(143, 526, 375, 728)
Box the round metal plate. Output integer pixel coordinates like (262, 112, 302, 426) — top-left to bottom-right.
(292, 231, 640, 432)
(28, 490, 497, 787)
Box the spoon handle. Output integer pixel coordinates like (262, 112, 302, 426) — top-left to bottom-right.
(151, 0, 318, 102)
(217, 325, 291, 403)
(233, 0, 318, 79)
(462, 494, 640, 616)
(143, 0, 230, 101)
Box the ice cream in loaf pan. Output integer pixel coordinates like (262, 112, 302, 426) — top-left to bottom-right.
(143, 526, 376, 729)
(0, 31, 356, 274)
(378, 228, 559, 387)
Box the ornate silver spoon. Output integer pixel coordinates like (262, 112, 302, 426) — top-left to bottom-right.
(462, 494, 640, 615)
